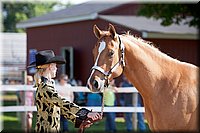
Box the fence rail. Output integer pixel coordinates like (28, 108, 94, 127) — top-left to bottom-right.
(1, 106, 144, 113)
(1, 85, 144, 113)
(0, 85, 138, 92)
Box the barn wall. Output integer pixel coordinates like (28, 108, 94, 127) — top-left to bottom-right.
(27, 19, 132, 84)
(148, 39, 199, 66)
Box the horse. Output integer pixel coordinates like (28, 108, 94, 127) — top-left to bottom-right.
(87, 24, 199, 132)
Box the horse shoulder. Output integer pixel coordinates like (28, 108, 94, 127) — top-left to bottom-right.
(178, 63, 198, 114)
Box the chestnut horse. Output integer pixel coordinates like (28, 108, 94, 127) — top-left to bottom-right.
(87, 24, 199, 131)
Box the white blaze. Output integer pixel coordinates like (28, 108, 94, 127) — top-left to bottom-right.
(87, 41, 106, 89)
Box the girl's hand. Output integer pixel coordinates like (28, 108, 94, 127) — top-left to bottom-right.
(87, 112, 102, 121)
(79, 112, 102, 128)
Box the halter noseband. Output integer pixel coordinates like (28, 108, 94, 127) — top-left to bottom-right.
(91, 36, 125, 87)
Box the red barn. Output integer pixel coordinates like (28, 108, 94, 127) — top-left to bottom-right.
(17, 2, 199, 85)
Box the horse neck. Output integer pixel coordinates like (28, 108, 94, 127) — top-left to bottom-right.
(121, 35, 178, 98)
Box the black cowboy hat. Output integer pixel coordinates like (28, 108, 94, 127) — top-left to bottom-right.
(28, 50, 66, 68)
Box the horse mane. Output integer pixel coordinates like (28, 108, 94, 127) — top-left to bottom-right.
(123, 32, 156, 48)
(121, 32, 180, 63)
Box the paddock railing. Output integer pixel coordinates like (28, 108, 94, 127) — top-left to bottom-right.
(1, 85, 145, 131)
(1, 85, 145, 113)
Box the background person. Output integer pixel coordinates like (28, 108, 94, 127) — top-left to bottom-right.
(104, 80, 117, 133)
(119, 76, 133, 132)
(120, 76, 146, 132)
(29, 50, 101, 132)
(25, 75, 34, 133)
(86, 93, 102, 107)
(85, 83, 102, 126)
(57, 74, 73, 133)
(73, 79, 87, 106)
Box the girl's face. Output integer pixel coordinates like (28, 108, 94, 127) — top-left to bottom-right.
(49, 63, 57, 78)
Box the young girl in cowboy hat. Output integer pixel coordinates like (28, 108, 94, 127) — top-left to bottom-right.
(29, 50, 101, 132)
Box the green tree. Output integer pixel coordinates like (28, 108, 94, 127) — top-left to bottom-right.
(138, 3, 200, 28)
(3, 2, 60, 32)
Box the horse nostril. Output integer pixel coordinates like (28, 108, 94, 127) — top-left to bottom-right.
(93, 80, 99, 90)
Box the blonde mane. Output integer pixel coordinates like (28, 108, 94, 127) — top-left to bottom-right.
(122, 33, 180, 64)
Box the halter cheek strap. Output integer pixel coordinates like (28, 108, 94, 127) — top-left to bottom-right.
(119, 36, 125, 67)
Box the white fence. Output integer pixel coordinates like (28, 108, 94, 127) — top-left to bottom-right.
(1, 85, 145, 131)
(0, 85, 145, 113)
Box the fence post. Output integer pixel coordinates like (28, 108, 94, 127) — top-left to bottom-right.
(132, 92, 138, 130)
(21, 70, 27, 132)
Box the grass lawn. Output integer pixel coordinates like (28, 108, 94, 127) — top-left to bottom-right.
(1, 112, 129, 133)
(1, 93, 149, 132)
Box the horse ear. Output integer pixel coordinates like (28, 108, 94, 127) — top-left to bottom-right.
(108, 23, 117, 40)
(93, 25, 102, 39)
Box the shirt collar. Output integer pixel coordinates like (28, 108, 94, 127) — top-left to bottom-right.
(41, 76, 55, 85)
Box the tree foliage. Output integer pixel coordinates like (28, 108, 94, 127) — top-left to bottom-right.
(3, 2, 59, 32)
(138, 3, 200, 28)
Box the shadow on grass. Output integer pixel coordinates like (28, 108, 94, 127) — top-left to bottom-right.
(2, 100, 150, 133)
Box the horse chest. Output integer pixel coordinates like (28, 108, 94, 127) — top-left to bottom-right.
(145, 89, 197, 131)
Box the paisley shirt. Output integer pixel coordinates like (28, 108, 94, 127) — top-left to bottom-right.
(35, 77, 89, 133)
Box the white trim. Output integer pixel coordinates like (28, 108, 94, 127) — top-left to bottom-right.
(0, 106, 145, 113)
(16, 13, 98, 28)
(142, 32, 199, 40)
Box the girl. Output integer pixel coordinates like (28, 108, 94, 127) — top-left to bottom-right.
(29, 50, 101, 132)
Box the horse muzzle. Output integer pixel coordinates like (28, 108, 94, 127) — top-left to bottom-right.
(87, 77, 105, 92)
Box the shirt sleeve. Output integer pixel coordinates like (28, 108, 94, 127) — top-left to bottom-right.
(43, 84, 90, 127)
(44, 84, 80, 113)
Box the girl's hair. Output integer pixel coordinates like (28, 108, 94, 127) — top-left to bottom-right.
(34, 64, 49, 87)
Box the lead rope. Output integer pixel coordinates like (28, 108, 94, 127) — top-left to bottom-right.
(101, 87, 106, 117)
(78, 87, 106, 133)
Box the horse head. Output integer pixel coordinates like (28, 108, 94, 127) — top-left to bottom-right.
(87, 24, 125, 92)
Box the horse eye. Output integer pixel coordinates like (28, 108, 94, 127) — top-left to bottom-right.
(108, 50, 114, 57)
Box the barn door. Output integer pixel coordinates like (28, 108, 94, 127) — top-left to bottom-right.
(61, 47, 74, 79)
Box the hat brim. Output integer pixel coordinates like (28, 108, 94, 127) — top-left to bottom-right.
(47, 56, 66, 65)
(27, 56, 66, 68)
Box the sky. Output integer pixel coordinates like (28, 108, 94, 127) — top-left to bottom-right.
(60, 0, 91, 4)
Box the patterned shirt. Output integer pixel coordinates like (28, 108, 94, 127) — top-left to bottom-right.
(35, 77, 89, 132)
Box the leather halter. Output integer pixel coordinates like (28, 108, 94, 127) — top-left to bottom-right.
(91, 36, 125, 87)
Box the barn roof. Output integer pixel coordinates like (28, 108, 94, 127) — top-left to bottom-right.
(16, 2, 122, 28)
(99, 15, 198, 39)
(17, 2, 199, 40)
